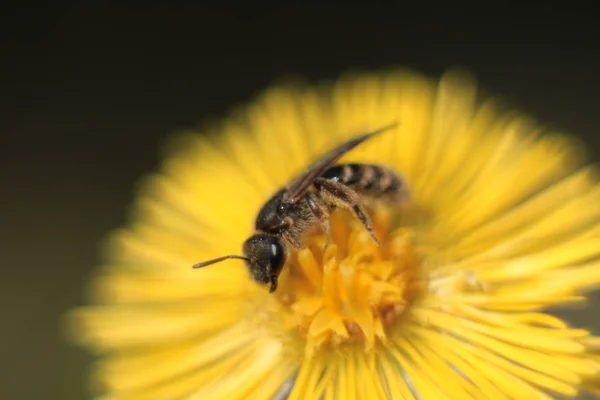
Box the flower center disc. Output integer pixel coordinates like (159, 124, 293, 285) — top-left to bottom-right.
(275, 207, 421, 352)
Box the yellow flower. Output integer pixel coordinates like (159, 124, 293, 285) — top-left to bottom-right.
(67, 69, 600, 399)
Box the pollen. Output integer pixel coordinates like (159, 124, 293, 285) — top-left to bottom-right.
(275, 206, 422, 353)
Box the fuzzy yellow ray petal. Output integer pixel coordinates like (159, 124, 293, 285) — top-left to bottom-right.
(413, 71, 479, 201)
(378, 351, 417, 400)
(299, 84, 339, 128)
(163, 143, 264, 205)
(450, 294, 585, 311)
(331, 73, 385, 137)
(399, 336, 482, 399)
(428, 328, 559, 399)
(503, 311, 570, 328)
(323, 382, 335, 400)
(341, 352, 358, 400)
(326, 353, 348, 400)
(89, 268, 246, 304)
(186, 338, 288, 400)
(310, 356, 337, 400)
(247, 362, 297, 400)
(244, 100, 312, 189)
(287, 353, 317, 400)
(436, 222, 600, 281)
(406, 326, 509, 399)
(104, 227, 247, 287)
(351, 72, 420, 172)
(295, 87, 338, 159)
(133, 197, 226, 255)
(411, 325, 575, 398)
(511, 188, 600, 248)
(146, 175, 253, 242)
(497, 259, 600, 297)
(492, 279, 588, 302)
(440, 166, 598, 259)
(414, 307, 585, 355)
(340, 123, 399, 172)
(378, 71, 434, 184)
(356, 352, 389, 400)
(431, 118, 529, 203)
(67, 300, 243, 351)
(163, 134, 266, 204)
(420, 103, 500, 212)
(413, 307, 599, 385)
(287, 354, 325, 400)
(550, 259, 600, 292)
(453, 305, 590, 339)
(166, 131, 269, 199)
(255, 87, 327, 169)
(419, 116, 509, 216)
(106, 229, 193, 272)
(475, 237, 600, 282)
(388, 345, 451, 399)
(455, 187, 600, 267)
(123, 222, 242, 271)
(106, 345, 255, 400)
(439, 122, 575, 220)
(220, 121, 292, 196)
(338, 353, 375, 400)
(448, 136, 577, 232)
(224, 120, 294, 192)
(94, 322, 256, 392)
(426, 278, 586, 310)
(458, 338, 578, 397)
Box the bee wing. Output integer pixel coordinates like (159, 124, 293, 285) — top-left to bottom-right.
(282, 122, 398, 204)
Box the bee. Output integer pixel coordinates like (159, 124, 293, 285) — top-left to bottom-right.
(193, 122, 406, 292)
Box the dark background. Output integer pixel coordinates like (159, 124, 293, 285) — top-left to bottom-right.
(1, 2, 599, 399)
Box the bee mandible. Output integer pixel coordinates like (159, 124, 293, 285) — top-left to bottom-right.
(193, 122, 406, 293)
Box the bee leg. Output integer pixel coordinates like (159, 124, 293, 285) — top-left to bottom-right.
(314, 177, 381, 247)
(305, 192, 331, 255)
(269, 276, 278, 293)
(283, 230, 303, 249)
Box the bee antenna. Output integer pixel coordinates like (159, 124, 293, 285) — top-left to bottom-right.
(192, 255, 250, 269)
(373, 121, 400, 136)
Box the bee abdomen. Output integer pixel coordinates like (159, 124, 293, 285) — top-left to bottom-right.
(321, 163, 404, 200)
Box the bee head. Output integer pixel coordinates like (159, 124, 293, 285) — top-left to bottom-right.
(242, 234, 286, 292)
(191, 233, 287, 293)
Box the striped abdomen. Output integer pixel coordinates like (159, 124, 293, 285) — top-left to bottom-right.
(320, 163, 405, 201)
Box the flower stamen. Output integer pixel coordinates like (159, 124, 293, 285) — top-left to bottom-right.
(276, 208, 421, 353)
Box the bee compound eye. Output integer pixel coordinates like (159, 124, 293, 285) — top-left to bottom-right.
(267, 237, 285, 274)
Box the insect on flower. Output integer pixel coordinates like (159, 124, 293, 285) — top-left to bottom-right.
(67, 70, 600, 399)
(192, 122, 407, 292)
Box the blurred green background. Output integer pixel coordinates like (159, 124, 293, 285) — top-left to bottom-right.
(1, 2, 599, 399)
